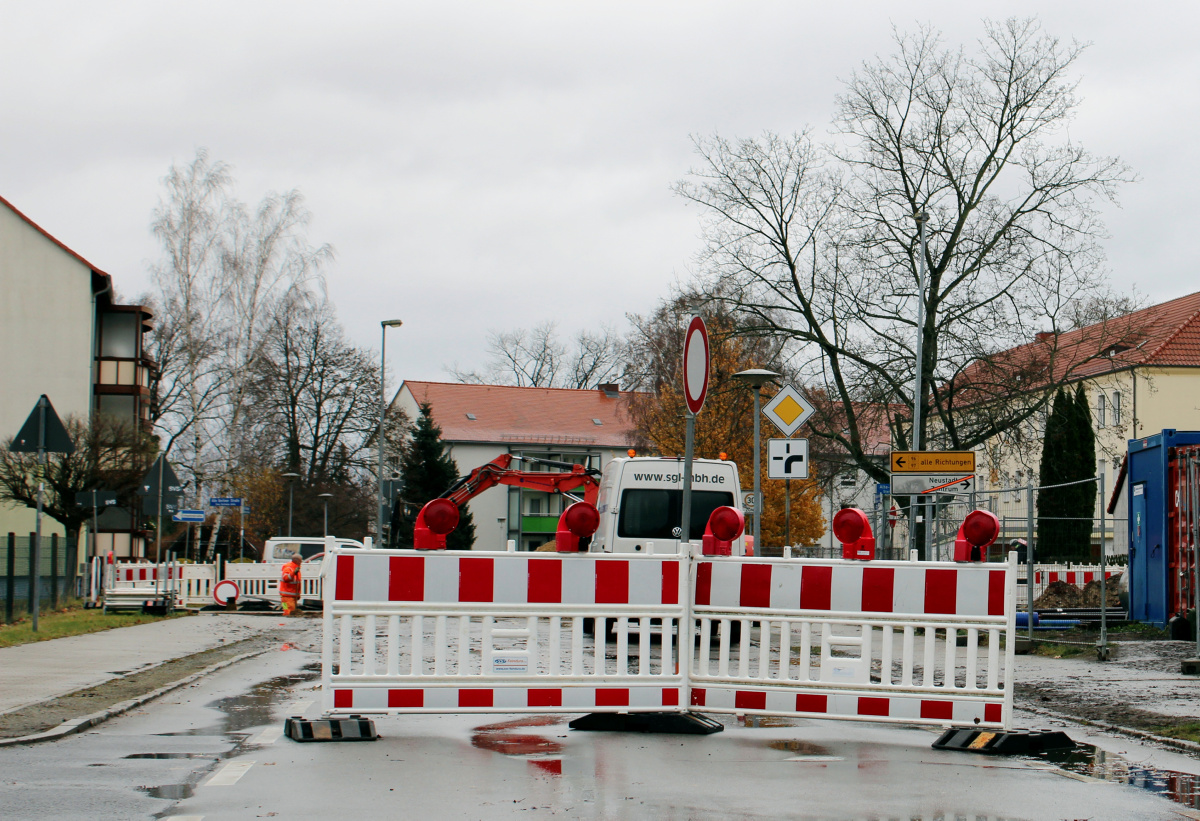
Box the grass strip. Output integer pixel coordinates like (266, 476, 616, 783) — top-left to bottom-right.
(0, 606, 187, 648)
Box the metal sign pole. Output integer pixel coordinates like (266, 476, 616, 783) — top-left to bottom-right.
(32, 397, 47, 632)
(1098, 470, 1108, 657)
(752, 387, 762, 553)
(681, 411, 696, 549)
(1026, 483, 1035, 642)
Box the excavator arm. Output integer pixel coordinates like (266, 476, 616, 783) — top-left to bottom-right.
(439, 454, 601, 507)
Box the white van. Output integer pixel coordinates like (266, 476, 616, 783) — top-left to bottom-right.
(261, 537, 365, 563)
(592, 457, 745, 554)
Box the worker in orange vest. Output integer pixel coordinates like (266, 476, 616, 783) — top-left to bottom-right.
(280, 554, 302, 617)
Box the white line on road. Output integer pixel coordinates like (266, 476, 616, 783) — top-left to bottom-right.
(205, 760, 256, 787)
(163, 816, 204, 821)
(251, 726, 284, 744)
(286, 699, 314, 713)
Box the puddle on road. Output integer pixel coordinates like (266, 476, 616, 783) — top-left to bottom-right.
(1035, 743, 1200, 811)
(125, 752, 221, 760)
(154, 666, 319, 738)
(138, 783, 195, 801)
(471, 715, 566, 776)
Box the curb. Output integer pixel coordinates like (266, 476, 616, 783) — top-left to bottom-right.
(0, 649, 269, 748)
(1018, 702, 1200, 756)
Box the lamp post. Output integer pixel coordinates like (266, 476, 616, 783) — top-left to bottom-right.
(319, 493, 333, 538)
(732, 368, 781, 554)
(911, 211, 929, 559)
(378, 319, 404, 545)
(282, 473, 300, 537)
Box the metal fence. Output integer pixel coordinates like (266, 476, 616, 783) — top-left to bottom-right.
(2, 533, 79, 624)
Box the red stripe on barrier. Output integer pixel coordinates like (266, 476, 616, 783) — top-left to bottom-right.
(528, 559, 562, 603)
(596, 688, 629, 707)
(800, 565, 832, 610)
(335, 555, 355, 600)
(858, 697, 890, 717)
(388, 689, 423, 708)
(690, 688, 707, 707)
(662, 688, 679, 707)
(735, 691, 766, 710)
(139, 569, 148, 581)
(333, 689, 352, 709)
(924, 568, 958, 614)
(389, 556, 424, 601)
(661, 561, 679, 605)
(596, 561, 629, 604)
(861, 567, 894, 612)
(527, 689, 563, 707)
(459, 689, 494, 707)
(694, 563, 712, 606)
(740, 564, 772, 609)
(987, 569, 1006, 616)
(1084, 572, 1095, 584)
(984, 703, 1002, 724)
(795, 694, 827, 713)
(459, 558, 494, 602)
(920, 700, 954, 720)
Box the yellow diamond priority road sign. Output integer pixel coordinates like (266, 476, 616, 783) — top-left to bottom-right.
(761, 385, 815, 437)
(890, 451, 976, 474)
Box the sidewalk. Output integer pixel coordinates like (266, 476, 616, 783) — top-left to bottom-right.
(0, 613, 294, 716)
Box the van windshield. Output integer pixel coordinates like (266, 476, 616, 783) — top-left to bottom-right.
(617, 489, 736, 540)
(273, 542, 324, 560)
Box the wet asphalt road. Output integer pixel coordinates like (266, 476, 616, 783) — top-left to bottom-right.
(0, 639, 1195, 820)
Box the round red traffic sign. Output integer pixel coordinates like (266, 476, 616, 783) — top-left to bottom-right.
(683, 315, 710, 415)
(213, 579, 241, 606)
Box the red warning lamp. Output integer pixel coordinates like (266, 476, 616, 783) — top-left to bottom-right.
(954, 509, 1000, 562)
(832, 507, 876, 561)
(413, 498, 460, 550)
(555, 502, 601, 553)
(702, 505, 745, 556)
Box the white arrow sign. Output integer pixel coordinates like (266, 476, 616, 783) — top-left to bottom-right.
(889, 474, 975, 495)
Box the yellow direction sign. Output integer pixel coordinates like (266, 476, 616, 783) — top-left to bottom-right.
(890, 451, 976, 474)
(761, 385, 815, 437)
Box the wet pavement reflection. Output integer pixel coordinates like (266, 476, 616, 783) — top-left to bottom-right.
(1035, 742, 1200, 811)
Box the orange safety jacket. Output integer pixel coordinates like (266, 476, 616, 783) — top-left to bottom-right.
(280, 561, 302, 597)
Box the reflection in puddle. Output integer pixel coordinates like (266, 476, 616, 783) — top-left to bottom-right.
(1036, 744, 1200, 810)
(769, 740, 832, 756)
(137, 783, 194, 800)
(154, 669, 319, 738)
(471, 715, 566, 776)
(125, 752, 220, 760)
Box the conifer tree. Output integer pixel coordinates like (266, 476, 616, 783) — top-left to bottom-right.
(1036, 388, 1073, 559)
(391, 404, 475, 550)
(1070, 385, 1098, 557)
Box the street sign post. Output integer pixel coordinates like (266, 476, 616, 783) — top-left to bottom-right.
(681, 316, 710, 551)
(890, 474, 975, 496)
(890, 451, 976, 473)
(761, 385, 815, 437)
(210, 497, 244, 507)
(10, 395, 74, 632)
(767, 438, 809, 479)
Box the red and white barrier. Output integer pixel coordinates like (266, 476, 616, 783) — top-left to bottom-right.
(320, 546, 1017, 731)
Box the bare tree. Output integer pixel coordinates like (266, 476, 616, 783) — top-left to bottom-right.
(451, 321, 633, 389)
(677, 19, 1137, 483)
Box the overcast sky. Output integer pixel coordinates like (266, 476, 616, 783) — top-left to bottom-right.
(2, 2, 1195, 386)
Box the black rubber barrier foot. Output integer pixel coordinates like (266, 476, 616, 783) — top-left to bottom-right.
(932, 727, 1074, 755)
(284, 715, 379, 742)
(569, 711, 724, 735)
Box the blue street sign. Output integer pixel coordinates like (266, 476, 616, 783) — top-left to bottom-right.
(876, 483, 891, 496)
(173, 509, 206, 522)
(209, 497, 244, 507)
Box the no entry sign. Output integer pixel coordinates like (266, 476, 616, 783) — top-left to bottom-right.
(683, 315, 710, 415)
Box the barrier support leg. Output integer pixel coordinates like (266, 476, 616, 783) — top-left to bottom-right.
(568, 712, 723, 735)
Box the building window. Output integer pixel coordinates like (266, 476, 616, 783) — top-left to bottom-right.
(98, 394, 135, 421)
(100, 312, 138, 358)
(1096, 392, 1106, 427)
(838, 472, 857, 489)
(1111, 391, 1122, 426)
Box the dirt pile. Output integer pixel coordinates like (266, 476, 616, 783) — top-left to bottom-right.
(1033, 581, 1083, 609)
(1081, 573, 1123, 607)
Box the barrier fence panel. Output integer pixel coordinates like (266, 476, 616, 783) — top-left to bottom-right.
(686, 554, 1016, 730)
(323, 549, 687, 716)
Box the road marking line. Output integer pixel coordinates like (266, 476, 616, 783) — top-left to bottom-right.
(251, 726, 284, 745)
(163, 817, 204, 821)
(287, 699, 314, 713)
(205, 760, 255, 787)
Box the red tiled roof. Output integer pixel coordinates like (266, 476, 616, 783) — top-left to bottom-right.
(400, 381, 645, 448)
(0, 193, 112, 283)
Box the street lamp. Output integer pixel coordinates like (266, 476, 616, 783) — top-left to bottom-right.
(378, 319, 404, 545)
(319, 493, 333, 538)
(282, 473, 300, 537)
(732, 368, 781, 554)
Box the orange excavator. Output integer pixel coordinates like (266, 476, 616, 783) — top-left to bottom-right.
(404, 454, 602, 551)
